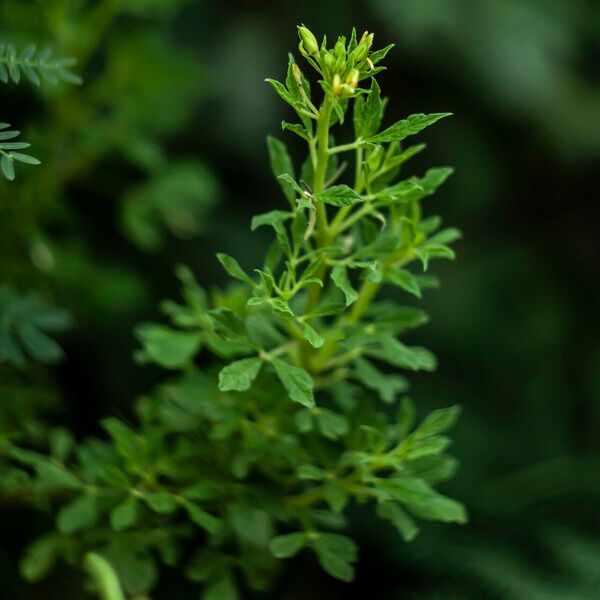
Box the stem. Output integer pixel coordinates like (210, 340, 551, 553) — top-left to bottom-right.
(83, 553, 125, 600)
(330, 145, 365, 233)
(304, 96, 334, 318)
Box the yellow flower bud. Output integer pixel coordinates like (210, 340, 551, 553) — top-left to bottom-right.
(292, 63, 303, 87)
(346, 69, 359, 90)
(332, 73, 342, 95)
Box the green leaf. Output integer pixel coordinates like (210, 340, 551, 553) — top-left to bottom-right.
(397, 397, 417, 439)
(366, 336, 437, 371)
(300, 321, 324, 348)
(204, 574, 239, 600)
(314, 185, 363, 207)
(265, 78, 294, 106)
(354, 78, 383, 138)
(216, 253, 255, 286)
(49, 428, 74, 462)
(56, 494, 98, 534)
(376, 502, 420, 542)
(110, 497, 138, 531)
(183, 502, 222, 534)
(353, 357, 409, 403)
(218, 357, 262, 391)
(35, 462, 82, 491)
(386, 268, 421, 298)
(18, 324, 64, 363)
(135, 323, 201, 369)
(20, 535, 62, 582)
(415, 405, 462, 438)
(312, 533, 357, 582)
(281, 120, 309, 141)
(315, 409, 349, 440)
(272, 358, 315, 407)
(369, 43, 395, 64)
(366, 113, 452, 144)
(143, 491, 177, 514)
(1, 154, 15, 180)
(323, 480, 349, 513)
(409, 494, 468, 524)
(267, 136, 295, 204)
(296, 465, 326, 480)
(251, 210, 292, 256)
(331, 265, 358, 305)
(269, 532, 307, 558)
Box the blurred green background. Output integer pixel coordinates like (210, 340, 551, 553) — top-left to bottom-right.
(1, 0, 599, 598)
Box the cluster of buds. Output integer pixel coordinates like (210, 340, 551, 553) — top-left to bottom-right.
(297, 25, 375, 98)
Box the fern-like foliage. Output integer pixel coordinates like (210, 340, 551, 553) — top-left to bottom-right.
(0, 42, 81, 86)
(0, 123, 40, 180)
(0, 42, 81, 180)
(0, 286, 72, 367)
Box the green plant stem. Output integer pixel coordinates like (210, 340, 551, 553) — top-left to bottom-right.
(83, 552, 125, 600)
(304, 96, 334, 320)
(329, 146, 365, 233)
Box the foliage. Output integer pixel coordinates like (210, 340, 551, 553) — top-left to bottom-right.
(1, 26, 465, 598)
(0, 42, 80, 180)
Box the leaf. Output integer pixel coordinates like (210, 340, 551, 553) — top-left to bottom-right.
(366, 336, 437, 371)
(143, 491, 177, 514)
(386, 268, 421, 298)
(376, 502, 420, 542)
(18, 324, 64, 363)
(397, 397, 416, 439)
(369, 43, 395, 64)
(135, 323, 201, 369)
(110, 497, 138, 531)
(56, 494, 98, 534)
(315, 409, 349, 440)
(353, 357, 409, 403)
(49, 428, 74, 462)
(331, 265, 358, 306)
(218, 357, 262, 391)
(265, 78, 295, 106)
(409, 494, 468, 524)
(216, 253, 255, 286)
(267, 136, 295, 204)
(300, 321, 324, 348)
(251, 210, 292, 256)
(204, 574, 239, 600)
(354, 78, 383, 138)
(323, 481, 349, 513)
(272, 358, 314, 407)
(269, 532, 307, 558)
(415, 405, 462, 438)
(366, 113, 452, 144)
(312, 533, 357, 582)
(1, 154, 15, 180)
(314, 185, 363, 207)
(183, 502, 222, 534)
(281, 120, 309, 141)
(20, 535, 62, 582)
(297, 465, 326, 480)
(35, 462, 82, 491)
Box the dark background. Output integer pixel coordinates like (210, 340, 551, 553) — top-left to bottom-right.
(1, 0, 599, 598)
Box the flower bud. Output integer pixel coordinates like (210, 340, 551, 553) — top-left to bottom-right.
(346, 68, 359, 90)
(298, 25, 319, 55)
(366, 33, 375, 49)
(322, 52, 334, 70)
(352, 42, 368, 64)
(334, 37, 346, 60)
(332, 73, 342, 95)
(292, 63, 303, 87)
